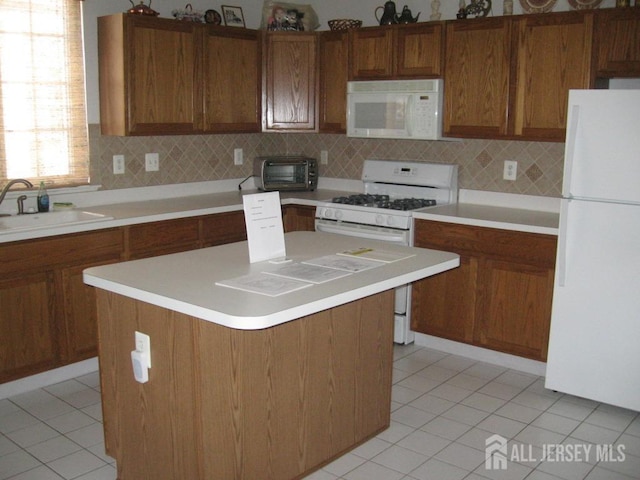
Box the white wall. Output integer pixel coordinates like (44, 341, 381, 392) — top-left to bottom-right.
(82, 0, 616, 123)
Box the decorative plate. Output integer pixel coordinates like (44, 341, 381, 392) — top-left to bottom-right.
(568, 0, 603, 9)
(519, 0, 557, 13)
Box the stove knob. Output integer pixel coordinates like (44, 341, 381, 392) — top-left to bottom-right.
(324, 208, 333, 218)
(335, 210, 343, 220)
(386, 216, 395, 226)
(375, 214, 384, 225)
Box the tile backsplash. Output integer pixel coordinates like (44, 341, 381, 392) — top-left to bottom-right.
(90, 125, 564, 197)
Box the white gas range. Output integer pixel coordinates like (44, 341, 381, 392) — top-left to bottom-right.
(315, 159, 459, 344)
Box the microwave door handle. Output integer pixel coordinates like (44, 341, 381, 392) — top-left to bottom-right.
(405, 96, 414, 137)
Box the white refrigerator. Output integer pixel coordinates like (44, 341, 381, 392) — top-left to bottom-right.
(545, 90, 640, 412)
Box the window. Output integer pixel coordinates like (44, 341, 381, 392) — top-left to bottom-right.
(0, 0, 89, 187)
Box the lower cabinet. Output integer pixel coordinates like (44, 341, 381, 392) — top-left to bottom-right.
(283, 204, 316, 232)
(1, 208, 311, 383)
(411, 220, 556, 361)
(0, 229, 125, 383)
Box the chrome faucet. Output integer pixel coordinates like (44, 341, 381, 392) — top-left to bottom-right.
(0, 179, 34, 214)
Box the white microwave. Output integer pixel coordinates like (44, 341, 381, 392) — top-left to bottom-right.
(347, 79, 443, 140)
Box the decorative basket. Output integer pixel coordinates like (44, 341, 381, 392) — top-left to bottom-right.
(172, 3, 205, 22)
(328, 19, 363, 31)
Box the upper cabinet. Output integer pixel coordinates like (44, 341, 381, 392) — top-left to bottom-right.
(203, 28, 261, 133)
(262, 32, 317, 132)
(98, 14, 260, 136)
(350, 23, 443, 80)
(318, 31, 349, 133)
(444, 11, 593, 142)
(594, 8, 640, 78)
(444, 18, 512, 139)
(99, 15, 200, 135)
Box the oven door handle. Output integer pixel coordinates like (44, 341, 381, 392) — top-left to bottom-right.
(315, 221, 408, 243)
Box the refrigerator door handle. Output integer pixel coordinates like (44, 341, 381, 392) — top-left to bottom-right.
(557, 199, 570, 287)
(562, 104, 580, 197)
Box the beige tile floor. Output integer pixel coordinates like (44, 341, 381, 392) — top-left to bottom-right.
(1, 345, 639, 480)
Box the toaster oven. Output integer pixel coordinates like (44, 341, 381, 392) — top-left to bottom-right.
(254, 156, 318, 191)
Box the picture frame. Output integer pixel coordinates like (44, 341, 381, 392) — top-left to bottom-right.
(221, 5, 246, 27)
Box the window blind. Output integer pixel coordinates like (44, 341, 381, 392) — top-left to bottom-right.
(0, 0, 89, 186)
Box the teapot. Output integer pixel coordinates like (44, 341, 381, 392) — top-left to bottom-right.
(375, 1, 398, 25)
(398, 5, 420, 23)
(127, 0, 159, 16)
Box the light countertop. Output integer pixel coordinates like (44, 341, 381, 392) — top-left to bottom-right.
(0, 179, 560, 243)
(83, 231, 460, 330)
(413, 203, 559, 235)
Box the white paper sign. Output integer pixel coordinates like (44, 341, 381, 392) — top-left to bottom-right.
(242, 191, 286, 263)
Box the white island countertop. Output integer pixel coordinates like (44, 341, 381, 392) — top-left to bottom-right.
(83, 231, 459, 330)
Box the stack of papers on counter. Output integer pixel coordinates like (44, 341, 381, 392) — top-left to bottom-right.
(215, 249, 414, 297)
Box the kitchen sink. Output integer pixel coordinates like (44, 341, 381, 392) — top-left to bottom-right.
(0, 210, 114, 234)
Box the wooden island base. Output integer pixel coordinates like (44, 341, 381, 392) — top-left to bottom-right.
(97, 289, 394, 480)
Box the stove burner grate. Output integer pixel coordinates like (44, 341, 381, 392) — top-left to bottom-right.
(331, 194, 436, 211)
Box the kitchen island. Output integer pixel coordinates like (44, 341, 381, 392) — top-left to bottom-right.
(83, 231, 458, 480)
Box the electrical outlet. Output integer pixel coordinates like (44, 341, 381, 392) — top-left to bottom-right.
(503, 160, 517, 181)
(135, 331, 151, 368)
(320, 150, 329, 165)
(113, 155, 125, 175)
(145, 153, 159, 172)
(234, 148, 243, 166)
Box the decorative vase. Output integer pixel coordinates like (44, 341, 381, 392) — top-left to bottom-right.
(430, 0, 442, 20)
(504, 0, 513, 14)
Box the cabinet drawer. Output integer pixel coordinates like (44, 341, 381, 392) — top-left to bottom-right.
(201, 211, 247, 247)
(127, 218, 200, 259)
(414, 220, 557, 267)
(0, 229, 124, 274)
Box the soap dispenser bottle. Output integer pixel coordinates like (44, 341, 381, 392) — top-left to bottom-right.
(37, 181, 49, 212)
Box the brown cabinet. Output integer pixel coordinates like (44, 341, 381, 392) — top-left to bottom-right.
(594, 8, 640, 78)
(98, 14, 260, 136)
(412, 220, 556, 361)
(126, 218, 201, 260)
(350, 23, 443, 80)
(0, 229, 124, 383)
(318, 31, 349, 133)
(514, 12, 594, 140)
(283, 205, 316, 232)
(203, 27, 261, 133)
(262, 32, 317, 131)
(0, 210, 251, 383)
(444, 11, 593, 141)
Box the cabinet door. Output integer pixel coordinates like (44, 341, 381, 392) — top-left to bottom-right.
(283, 205, 316, 232)
(204, 27, 261, 132)
(594, 9, 640, 78)
(263, 32, 317, 131)
(514, 12, 593, 141)
(0, 273, 58, 383)
(126, 16, 200, 135)
(475, 258, 554, 361)
(396, 23, 443, 78)
(350, 27, 394, 79)
(318, 31, 348, 133)
(443, 18, 512, 138)
(59, 259, 121, 363)
(411, 255, 477, 343)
